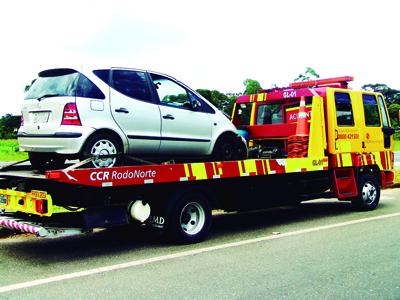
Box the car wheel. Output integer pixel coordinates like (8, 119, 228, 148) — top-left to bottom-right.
(351, 174, 380, 211)
(212, 134, 242, 161)
(29, 152, 65, 171)
(83, 133, 121, 168)
(165, 191, 212, 244)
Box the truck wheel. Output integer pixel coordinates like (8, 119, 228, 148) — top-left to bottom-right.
(166, 191, 212, 244)
(29, 152, 65, 171)
(212, 134, 240, 161)
(83, 133, 121, 168)
(352, 174, 380, 211)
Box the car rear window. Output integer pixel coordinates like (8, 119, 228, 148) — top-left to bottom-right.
(25, 68, 105, 100)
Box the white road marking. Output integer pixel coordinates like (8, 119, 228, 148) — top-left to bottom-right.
(1, 212, 400, 293)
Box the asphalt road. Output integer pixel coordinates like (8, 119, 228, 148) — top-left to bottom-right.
(0, 188, 399, 299)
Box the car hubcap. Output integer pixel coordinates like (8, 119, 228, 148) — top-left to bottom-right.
(180, 202, 205, 236)
(90, 139, 117, 168)
(361, 181, 376, 205)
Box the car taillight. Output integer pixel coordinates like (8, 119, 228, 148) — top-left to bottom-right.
(61, 103, 81, 125)
(20, 112, 24, 126)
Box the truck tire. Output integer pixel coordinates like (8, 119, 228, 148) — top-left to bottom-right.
(352, 174, 380, 211)
(83, 133, 121, 168)
(165, 191, 212, 244)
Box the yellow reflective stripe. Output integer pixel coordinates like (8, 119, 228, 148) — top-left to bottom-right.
(336, 154, 342, 167)
(249, 103, 256, 125)
(183, 164, 191, 178)
(285, 104, 313, 112)
(243, 160, 257, 175)
(386, 151, 392, 169)
(257, 93, 266, 102)
(231, 103, 237, 120)
(211, 162, 223, 176)
(261, 160, 267, 175)
(342, 153, 353, 167)
(191, 163, 207, 180)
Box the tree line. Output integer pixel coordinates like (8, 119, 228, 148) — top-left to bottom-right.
(1, 68, 399, 139)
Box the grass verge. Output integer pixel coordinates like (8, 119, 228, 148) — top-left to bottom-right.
(393, 140, 400, 152)
(0, 139, 28, 162)
(395, 167, 400, 184)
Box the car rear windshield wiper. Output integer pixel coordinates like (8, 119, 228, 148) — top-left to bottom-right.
(37, 93, 60, 101)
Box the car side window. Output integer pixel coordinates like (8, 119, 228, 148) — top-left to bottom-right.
(76, 74, 105, 99)
(111, 70, 153, 102)
(335, 92, 354, 126)
(150, 74, 192, 109)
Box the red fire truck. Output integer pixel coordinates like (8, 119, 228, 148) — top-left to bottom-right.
(0, 76, 396, 243)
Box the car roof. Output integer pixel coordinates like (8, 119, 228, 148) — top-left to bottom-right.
(36, 65, 179, 82)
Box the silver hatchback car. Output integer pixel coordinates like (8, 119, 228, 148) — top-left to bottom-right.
(18, 67, 246, 169)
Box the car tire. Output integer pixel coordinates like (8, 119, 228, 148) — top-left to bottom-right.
(165, 190, 212, 244)
(29, 152, 65, 171)
(351, 174, 380, 211)
(212, 134, 244, 161)
(82, 133, 122, 168)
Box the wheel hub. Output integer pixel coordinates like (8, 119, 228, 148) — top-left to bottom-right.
(180, 202, 205, 236)
(91, 139, 117, 168)
(361, 182, 376, 205)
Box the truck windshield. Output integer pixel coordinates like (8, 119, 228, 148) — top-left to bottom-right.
(233, 103, 252, 126)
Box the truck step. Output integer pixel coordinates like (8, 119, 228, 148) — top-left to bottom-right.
(333, 168, 358, 199)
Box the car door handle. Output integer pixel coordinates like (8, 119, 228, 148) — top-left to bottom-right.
(115, 108, 129, 114)
(162, 114, 175, 120)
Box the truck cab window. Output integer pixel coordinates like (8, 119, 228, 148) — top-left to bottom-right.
(362, 94, 381, 127)
(377, 95, 390, 127)
(256, 104, 282, 124)
(335, 92, 354, 126)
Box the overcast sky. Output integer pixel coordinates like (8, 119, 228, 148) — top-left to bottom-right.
(1, 0, 399, 116)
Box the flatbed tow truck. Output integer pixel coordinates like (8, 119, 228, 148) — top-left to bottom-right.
(0, 76, 396, 243)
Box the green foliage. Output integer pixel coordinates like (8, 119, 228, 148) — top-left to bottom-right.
(0, 114, 21, 139)
(243, 79, 262, 95)
(196, 89, 237, 116)
(224, 95, 238, 117)
(196, 89, 212, 102)
(388, 103, 400, 127)
(294, 67, 320, 82)
(362, 84, 400, 105)
(393, 140, 400, 151)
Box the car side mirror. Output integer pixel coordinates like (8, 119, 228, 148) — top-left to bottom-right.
(192, 99, 201, 110)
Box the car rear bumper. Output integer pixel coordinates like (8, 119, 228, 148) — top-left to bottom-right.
(18, 127, 95, 154)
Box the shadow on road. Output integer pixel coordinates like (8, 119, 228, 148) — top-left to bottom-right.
(0, 199, 391, 264)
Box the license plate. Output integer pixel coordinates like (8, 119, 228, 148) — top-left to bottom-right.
(32, 112, 50, 123)
(0, 195, 7, 205)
